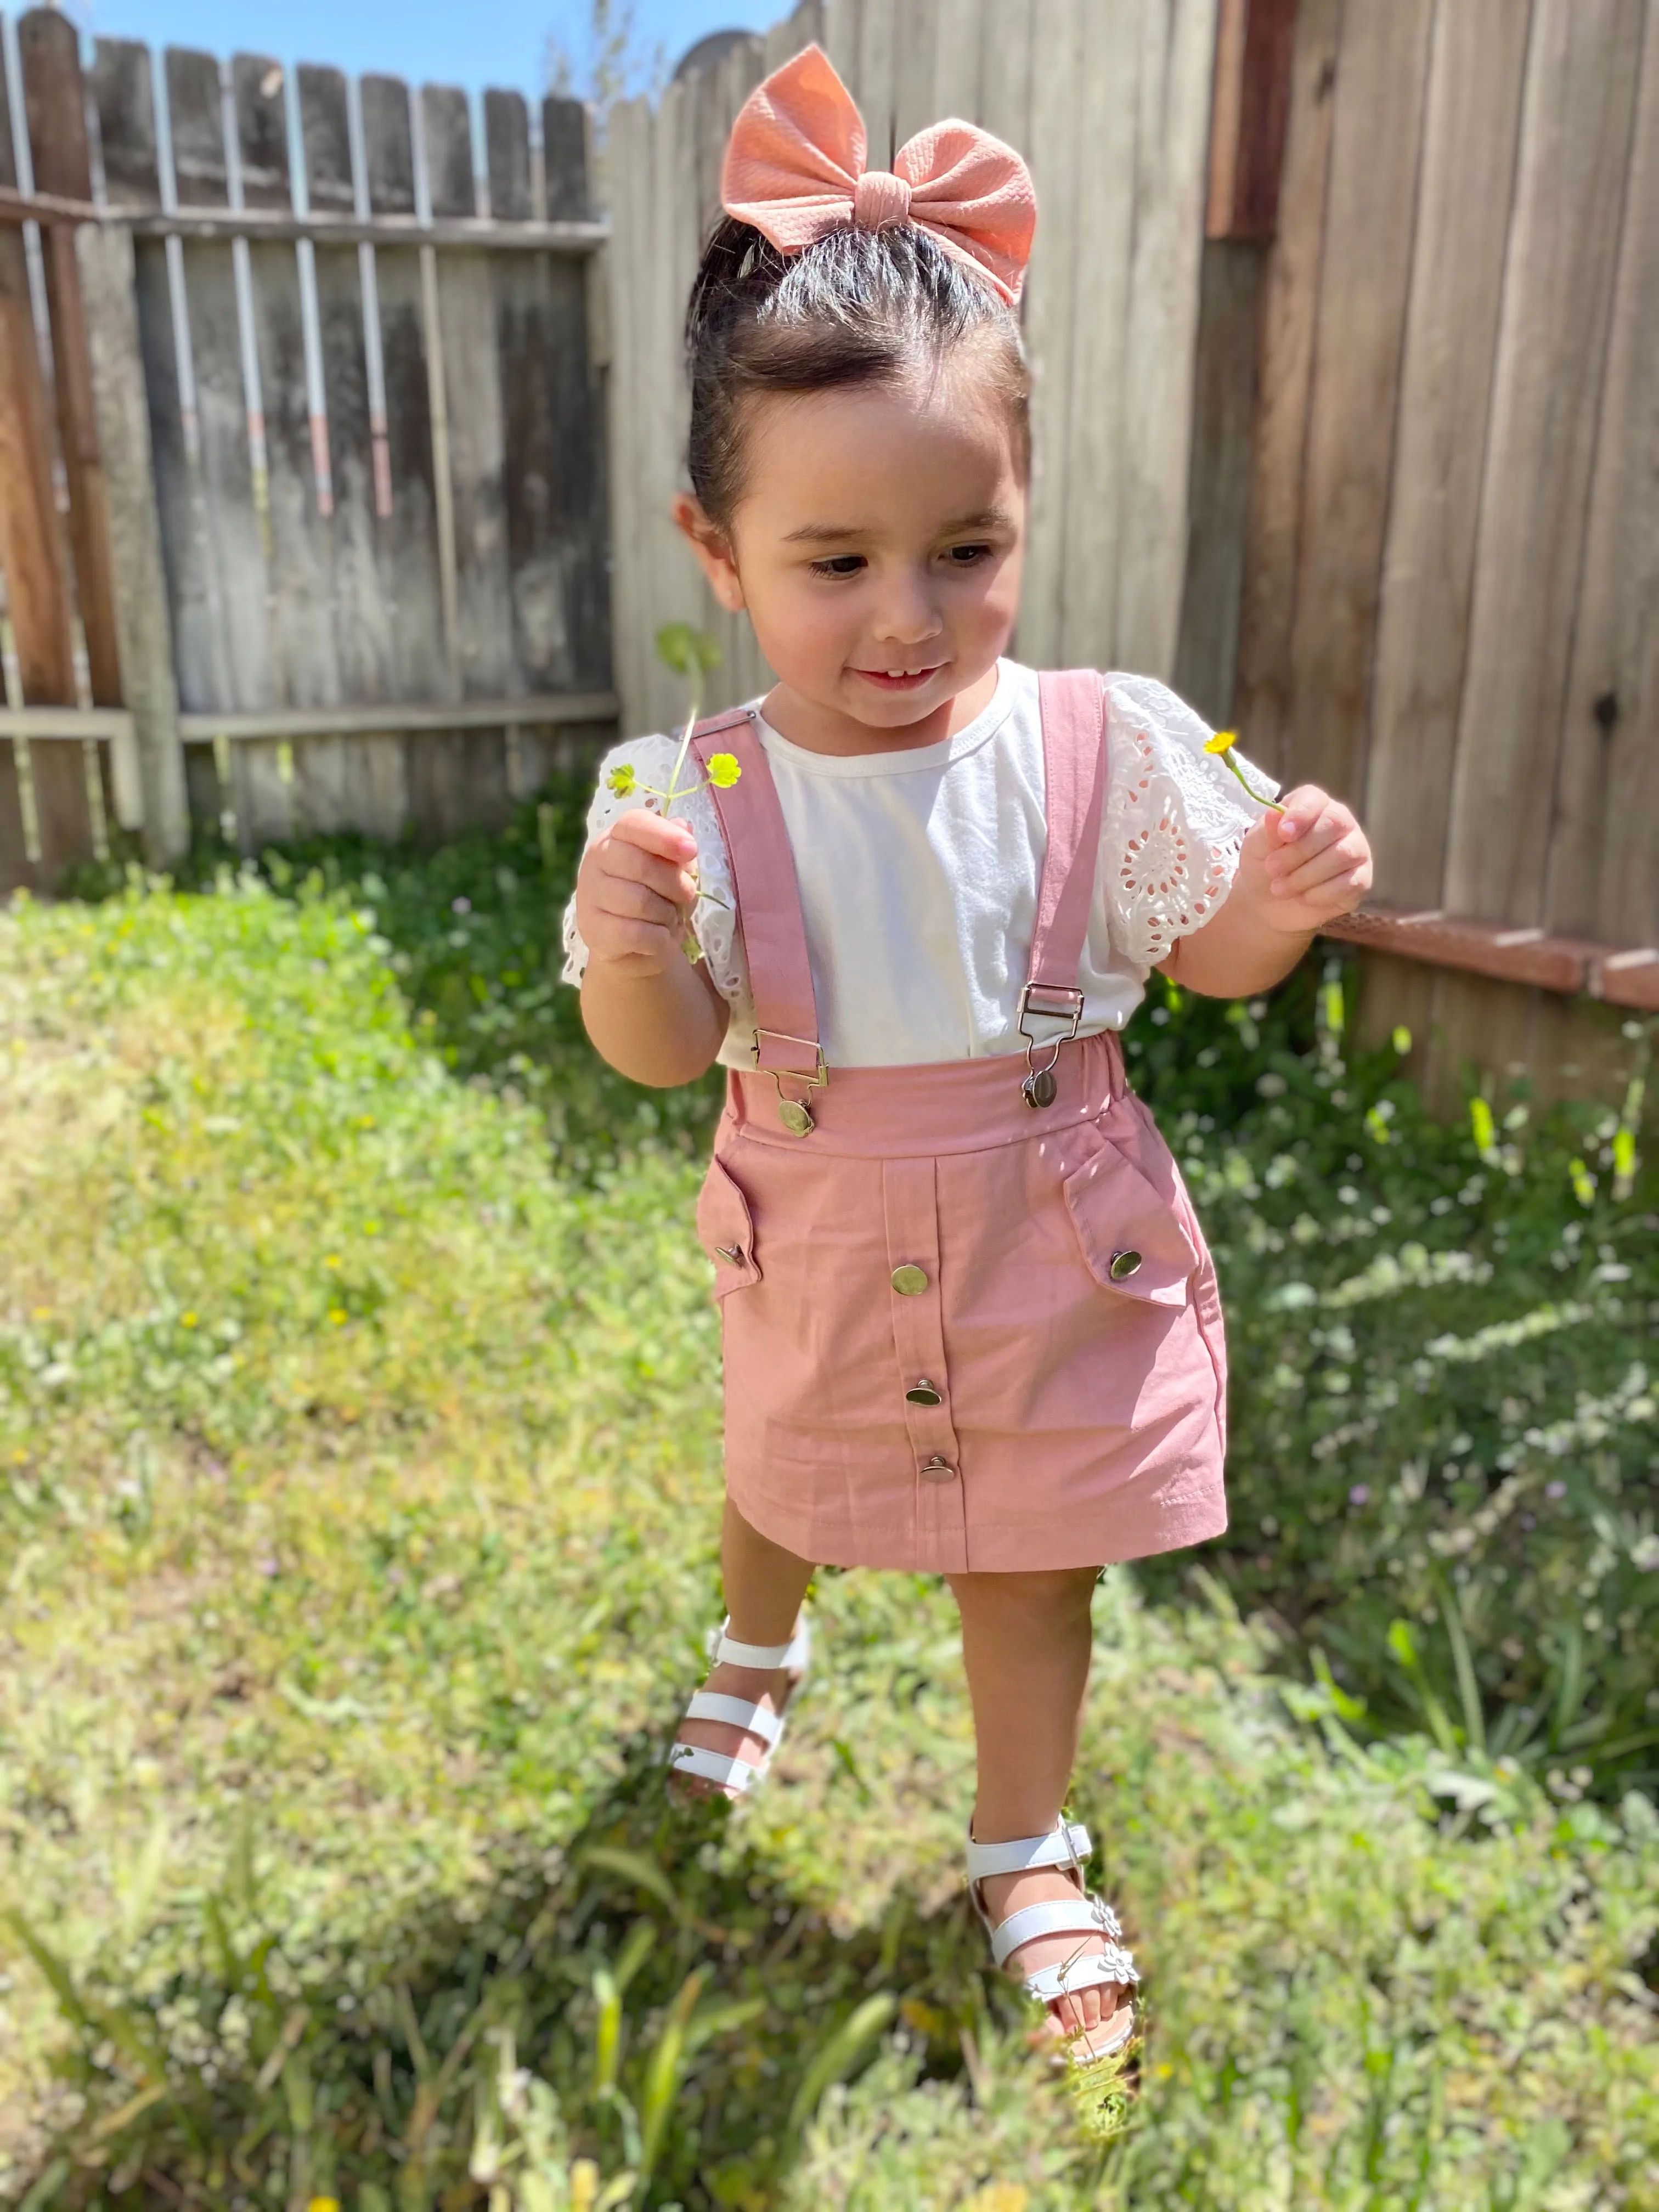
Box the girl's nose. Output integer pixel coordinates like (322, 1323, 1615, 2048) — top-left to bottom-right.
(872, 578, 944, 646)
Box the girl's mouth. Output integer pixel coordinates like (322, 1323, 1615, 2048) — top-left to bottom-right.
(851, 665, 944, 693)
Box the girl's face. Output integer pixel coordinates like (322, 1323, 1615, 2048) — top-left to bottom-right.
(676, 359, 1028, 754)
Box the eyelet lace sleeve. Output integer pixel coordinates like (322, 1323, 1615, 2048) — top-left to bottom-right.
(559, 733, 753, 1020)
(1101, 673, 1279, 973)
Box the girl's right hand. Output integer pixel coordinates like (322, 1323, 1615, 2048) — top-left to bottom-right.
(574, 809, 702, 978)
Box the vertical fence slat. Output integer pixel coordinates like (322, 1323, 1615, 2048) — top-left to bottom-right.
(0, 13, 64, 884)
(933, 0, 984, 120)
(416, 84, 515, 832)
(75, 221, 188, 862)
(91, 36, 160, 207)
(484, 88, 531, 220)
(360, 74, 446, 729)
(891, 0, 940, 148)
(1232, 0, 1340, 782)
(103, 39, 215, 836)
(1364, 0, 1532, 910)
(1055, 0, 1137, 670)
(1443, 0, 1644, 926)
(764, 0, 825, 74)
(1543, 2, 1659, 947)
(1112, 0, 1219, 678)
(1279, 0, 1434, 805)
(163, 46, 272, 725)
(1015, 0, 1085, 672)
(21, 7, 122, 710)
(601, 92, 649, 740)
(300, 62, 409, 835)
(823, 0, 865, 99)
(542, 92, 590, 221)
(15, 8, 105, 878)
(975, 0, 1032, 162)
(856, 0, 899, 156)
(229, 52, 309, 847)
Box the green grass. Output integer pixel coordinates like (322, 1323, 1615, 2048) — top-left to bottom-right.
(3, 861, 1655, 2208)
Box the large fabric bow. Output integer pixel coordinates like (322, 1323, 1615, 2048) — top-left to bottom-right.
(721, 44, 1037, 306)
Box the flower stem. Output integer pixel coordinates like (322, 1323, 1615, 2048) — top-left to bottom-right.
(1224, 751, 1285, 814)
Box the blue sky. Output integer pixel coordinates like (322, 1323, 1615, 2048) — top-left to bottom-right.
(67, 1, 782, 97)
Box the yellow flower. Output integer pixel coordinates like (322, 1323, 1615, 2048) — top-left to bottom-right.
(1204, 729, 1238, 755)
(328, 1307, 347, 1326)
(606, 763, 637, 797)
(706, 752, 742, 789)
(182, 1311, 198, 1329)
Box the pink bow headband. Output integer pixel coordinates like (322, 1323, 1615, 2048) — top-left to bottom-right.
(720, 44, 1037, 307)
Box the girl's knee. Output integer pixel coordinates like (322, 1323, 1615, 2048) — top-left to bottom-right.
(951, 1566, 1099, 1620)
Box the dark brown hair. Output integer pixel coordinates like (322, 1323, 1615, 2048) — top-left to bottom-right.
(684, 217, 1031, 529)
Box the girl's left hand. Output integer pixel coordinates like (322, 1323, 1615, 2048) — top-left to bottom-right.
(1255, 785, 1373, 932)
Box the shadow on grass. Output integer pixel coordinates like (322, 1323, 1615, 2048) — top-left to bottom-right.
(15, 1733, 1110, 2212)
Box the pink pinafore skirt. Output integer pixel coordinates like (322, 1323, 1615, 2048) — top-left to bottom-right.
(687, 672, 1228, 1575)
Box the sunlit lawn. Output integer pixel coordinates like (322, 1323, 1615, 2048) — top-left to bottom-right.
(1, 882, 1655, 2210)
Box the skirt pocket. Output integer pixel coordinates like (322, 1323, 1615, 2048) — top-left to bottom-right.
(696, 1153, 761, 1300)
(1062, 1135, 1199, 1307)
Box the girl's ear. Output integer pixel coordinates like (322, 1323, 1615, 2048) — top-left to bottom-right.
(673, 494, 746, 613)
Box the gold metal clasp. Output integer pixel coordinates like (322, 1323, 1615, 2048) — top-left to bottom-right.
(752, 1028, 827, 1136)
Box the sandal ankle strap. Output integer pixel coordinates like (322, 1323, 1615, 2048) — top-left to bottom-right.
(964, 1819, 1092, 1883)
(709, 1613, 810, 1672)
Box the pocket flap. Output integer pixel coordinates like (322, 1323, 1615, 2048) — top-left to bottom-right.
(696, 1155, 760, 1296)
(1063, 1139, 1198, 1306)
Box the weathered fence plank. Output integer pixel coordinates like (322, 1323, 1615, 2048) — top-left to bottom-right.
(1544, 1, 1659, 949)
(360, 74, 448, 719)
(162, 47, 272, 718)
(1443, 0, 1644, 925)
(20, 8, 122, 708)
(1364, 0, 1532, 909)
(1113, 0, 1217, 676)
(1015, 0, 1086, 673)
(1054, 0, 1134, 671)
(74, 219, 188, 861)
(1232, 0, 1339, 783)
(1280, 0, 1433, 806)
(1, 13, 90, 885)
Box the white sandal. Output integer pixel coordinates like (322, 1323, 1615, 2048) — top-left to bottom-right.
(967, 1818, 1139, 2062)
(665, 1613, 811, 1799)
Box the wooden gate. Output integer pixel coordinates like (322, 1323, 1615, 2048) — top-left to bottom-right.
(0, 7, 617, 892)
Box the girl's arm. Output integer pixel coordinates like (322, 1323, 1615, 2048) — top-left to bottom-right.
(576, 809, 730, 1086)
(1160, 785, 1372, 999)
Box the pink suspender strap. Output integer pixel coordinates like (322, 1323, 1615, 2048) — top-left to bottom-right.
(1024, 670, 1108, 1024)
(690, 709, 825, 1082)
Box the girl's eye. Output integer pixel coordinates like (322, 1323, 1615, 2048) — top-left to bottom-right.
(810, 555, 866, 579)
(945, 543, 992, 567)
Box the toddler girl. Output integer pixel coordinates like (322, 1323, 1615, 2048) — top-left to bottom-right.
(566, 46, 1372, 2064)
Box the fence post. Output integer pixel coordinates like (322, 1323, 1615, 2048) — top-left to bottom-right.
(74, 219, 188, 865)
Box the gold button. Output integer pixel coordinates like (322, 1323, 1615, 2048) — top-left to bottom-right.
(890, 1263, 928, 1296)
(777, 1098, 814, 1137)
(714, 1243, 744, 1265)
(905, 1380, 942, 1406)
(919, 1455, 956, 1482)
(1109, 1249, 1143, 1281)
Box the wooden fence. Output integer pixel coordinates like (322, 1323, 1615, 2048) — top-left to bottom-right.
(1230, 0, 1659, 1104)
(0, 6, 616, 891)
(1, 0, 1655, 1108)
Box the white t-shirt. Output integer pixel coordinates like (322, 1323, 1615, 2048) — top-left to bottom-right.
(561, 660, 1275, 1070)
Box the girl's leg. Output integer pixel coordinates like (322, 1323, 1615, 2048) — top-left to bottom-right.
(673, 1497, 816, 1796)
(947, 1566, 1126, 2045)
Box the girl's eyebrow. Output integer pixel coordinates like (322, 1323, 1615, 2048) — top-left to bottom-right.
(782, 507, 1014, 545)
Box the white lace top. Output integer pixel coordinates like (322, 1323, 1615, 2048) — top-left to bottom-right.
(561, 661, 1276, 1069)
